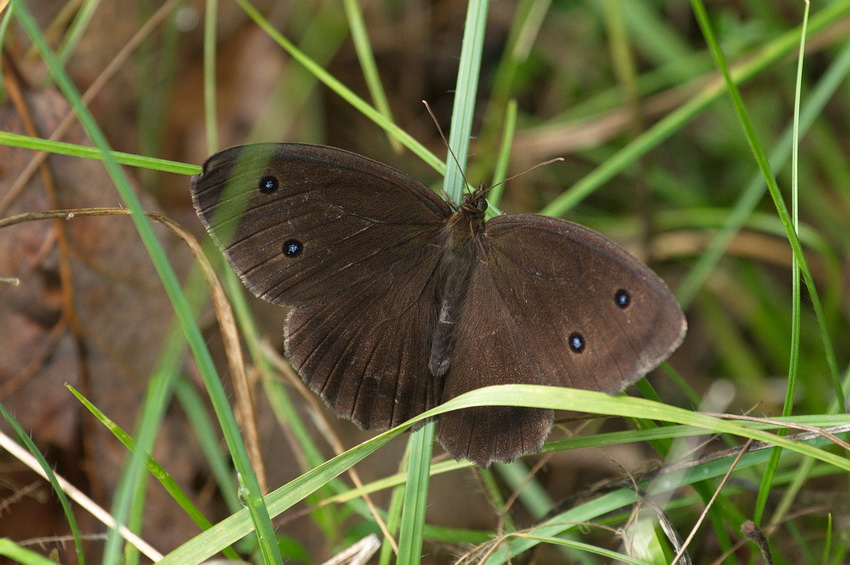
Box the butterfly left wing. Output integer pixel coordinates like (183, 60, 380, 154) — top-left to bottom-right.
(191, 143, 453, 430)
(437, 213, 686, 466)
(191, 143, 452, 306)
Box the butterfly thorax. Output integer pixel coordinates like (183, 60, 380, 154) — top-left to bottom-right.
(446, 191, 487, 248)
(427, 192, 488, 378)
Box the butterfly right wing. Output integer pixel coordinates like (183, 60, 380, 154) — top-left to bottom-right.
(437, 213, 686, 466)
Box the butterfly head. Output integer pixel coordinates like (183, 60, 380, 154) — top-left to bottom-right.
(460, 186, 489, 216)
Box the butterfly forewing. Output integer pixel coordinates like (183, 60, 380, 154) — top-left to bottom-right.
(191, 143, 452, 306)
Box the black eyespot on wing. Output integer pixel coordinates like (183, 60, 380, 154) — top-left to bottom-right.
(568, 332, 585, 353)
(259, 175, 279, 194)
(283, 239, 303, 257)
(614, 288, 631, 309)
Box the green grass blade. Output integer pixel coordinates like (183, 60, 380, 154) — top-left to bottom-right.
(0, 405, 85, 564)
(0, 538, 66, 565)
(66, 385, 243, 560)
(690, 0, 841, 408)
(234, 0, 443, 174)
(202, 0, 219, 152)
(342, 0, 398, 150)
(158, 423, 413, 564)
(0, 131, 197, 174)
(398, 2, 490, 562)
(397, 420, 435, 565)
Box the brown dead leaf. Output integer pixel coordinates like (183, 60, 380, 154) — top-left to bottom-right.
(0, 87, 209, 555)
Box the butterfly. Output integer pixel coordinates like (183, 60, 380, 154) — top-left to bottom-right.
(191, 143, 686, 466)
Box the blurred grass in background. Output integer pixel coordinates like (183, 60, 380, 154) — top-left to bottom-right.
(2, 1, 850, 563)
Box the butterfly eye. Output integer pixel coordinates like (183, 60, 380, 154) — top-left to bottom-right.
(614, 289, 631, 309)
(283, 239, 303, 257)
(568, 332, 586, 353)
(259, 175, 279, 194)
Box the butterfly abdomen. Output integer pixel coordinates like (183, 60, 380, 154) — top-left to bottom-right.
(428, 203, 484, 378)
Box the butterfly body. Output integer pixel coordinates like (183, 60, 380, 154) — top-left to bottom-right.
(429, 194, 487, 377)
(191, 143, 686, 466)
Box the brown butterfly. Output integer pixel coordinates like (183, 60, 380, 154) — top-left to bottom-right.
(191, 143, 686, 466)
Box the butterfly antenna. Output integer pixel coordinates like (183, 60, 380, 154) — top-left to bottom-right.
(487, 156, 565, 195)
(423, 100, 564, 201)
(422, 100, 475, 201)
